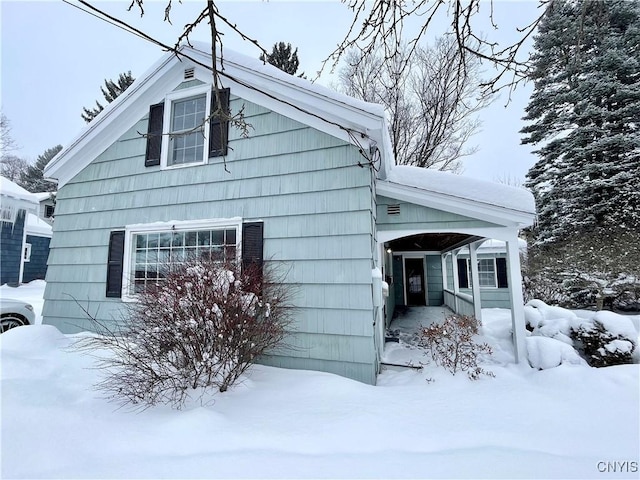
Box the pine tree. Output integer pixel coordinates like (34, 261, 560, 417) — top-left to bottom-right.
(18, 145, 62, 193)
(82, 71, 135, 123)
(522, 0, 640, 243)
(260, 42, 302, 76)
(521, 0, 640, 309)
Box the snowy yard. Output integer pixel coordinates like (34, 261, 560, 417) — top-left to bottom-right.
(1, 282, 639, 479)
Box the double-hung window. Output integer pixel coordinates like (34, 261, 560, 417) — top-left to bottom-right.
(457, 258, 503, 289)
(145, 83, 230, 169)
(162, 86, 211, 168)
(168, 94, 208, 166)
(477, 258, 497, 288)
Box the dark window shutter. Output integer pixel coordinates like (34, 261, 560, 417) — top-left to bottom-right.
(209, 88, 230, 157)
(242, 222, 264, 271)
(145, 102, 164, 167)
(496, 257, 508, 288)
(106, 231, 125, 298)
(457, 258, 469, 289)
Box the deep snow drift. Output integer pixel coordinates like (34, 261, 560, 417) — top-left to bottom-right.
(1, 282, 638, 479)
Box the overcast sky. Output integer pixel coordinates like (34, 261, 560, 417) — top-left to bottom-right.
(1, 0, 541, 183)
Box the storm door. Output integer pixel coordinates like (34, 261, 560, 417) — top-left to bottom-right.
(404, 257, 426, 306)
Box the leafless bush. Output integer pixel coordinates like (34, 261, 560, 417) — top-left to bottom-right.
(420, 314, 494, 380)
(76, 258, 295, 409)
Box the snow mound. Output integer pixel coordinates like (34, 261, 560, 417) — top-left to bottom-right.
(525, 300, 581, 344)
(525, 300, 579, 324)
(526, 336, 586, 370)
(601, 339, 634, 355)
(0, 324, 67, 353)
(592, 311, 638, 342)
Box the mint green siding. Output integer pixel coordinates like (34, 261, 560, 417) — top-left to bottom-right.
(43, 95, 378, 384)
(458, 253, 512, 309)
(425, 255, 443, 305)
(376, 196, 501, 231)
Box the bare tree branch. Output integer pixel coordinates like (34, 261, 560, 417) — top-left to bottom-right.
(337, 37, 493, 171)
(323, 0, 550, 97)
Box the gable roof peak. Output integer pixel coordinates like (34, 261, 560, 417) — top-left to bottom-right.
(45, 43, 394, 187)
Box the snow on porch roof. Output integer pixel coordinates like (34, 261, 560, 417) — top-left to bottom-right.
(379, 166, 536, 227)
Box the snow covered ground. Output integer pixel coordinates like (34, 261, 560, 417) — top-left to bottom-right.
(1, 282, 639, 479)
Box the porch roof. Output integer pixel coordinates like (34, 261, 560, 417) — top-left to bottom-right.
(388, 233, 483, 252)
(377, 166, 536, 228)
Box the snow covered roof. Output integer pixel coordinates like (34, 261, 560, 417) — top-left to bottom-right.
(456, 238, 528, 255)
(479, 238, 527, 252)
(377, 166, 536, 227)
(1, 176, 38, 205)
(26, 213, 53, 237)
(45, 44, 392, 187)
(32, 192, 55, 202)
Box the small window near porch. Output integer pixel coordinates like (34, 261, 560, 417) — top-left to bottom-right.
(478, 259, 497, 287)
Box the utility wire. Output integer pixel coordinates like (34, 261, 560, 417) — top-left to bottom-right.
(62, 0, 380, 170)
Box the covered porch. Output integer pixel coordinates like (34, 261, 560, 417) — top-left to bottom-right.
(378, 231, 526, 359)
(373, 166, 536, 366)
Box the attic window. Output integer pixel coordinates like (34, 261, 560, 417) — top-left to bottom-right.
(145, 84, 230, 169)
(387, 204, 401, 215)
(184, 68, 195, 80)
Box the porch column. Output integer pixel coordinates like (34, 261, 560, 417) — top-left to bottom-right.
(506, 233, 527, 364)
(441, 253, 448, 292)
(451, 249, 460, 313)
(469, 241, 482, 322)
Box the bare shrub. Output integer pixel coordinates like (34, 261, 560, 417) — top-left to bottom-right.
(76, 258, 295, 409)
(420, 314, 494, 380)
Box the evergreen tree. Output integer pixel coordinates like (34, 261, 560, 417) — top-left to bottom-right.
(522, 0, 640, 243)
(18, 145, 62, 193)
(82, 71, 135, 123)
(521, 0, 640, 309)
(260, 42, 302, 76)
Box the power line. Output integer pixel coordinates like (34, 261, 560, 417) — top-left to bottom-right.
(61, 0, 380, 170)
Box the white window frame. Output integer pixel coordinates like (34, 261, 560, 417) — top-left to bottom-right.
(477, 258, 498, 288)
(121, 217, 243, 302)
(160, 84, 212, 170)
(23, 243, 32, 262)
(457, 257, 498, 289)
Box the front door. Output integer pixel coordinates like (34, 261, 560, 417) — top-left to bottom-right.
(404, 258, 426, 306)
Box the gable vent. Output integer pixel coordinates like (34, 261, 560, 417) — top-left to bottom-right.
(184, 67, 195, 80)
(387, 204, 401, 215)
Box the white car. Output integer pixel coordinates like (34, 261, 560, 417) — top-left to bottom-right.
(0, 298, 36, 333)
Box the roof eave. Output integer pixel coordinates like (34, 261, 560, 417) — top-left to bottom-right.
(45, 45, 393, 187)
(376, 180, 536, 228)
